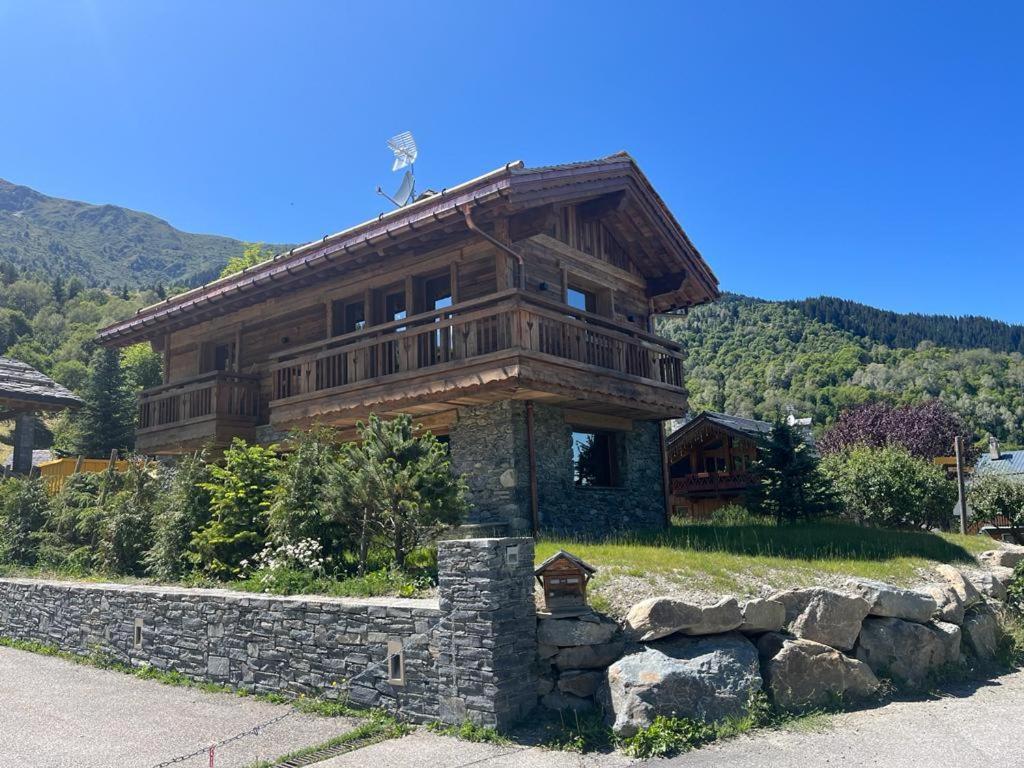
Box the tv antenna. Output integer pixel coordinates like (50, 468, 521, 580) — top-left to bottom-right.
(376, 131, 419, 208)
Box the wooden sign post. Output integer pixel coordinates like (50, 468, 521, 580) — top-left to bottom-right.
(954, 436, 968, 535)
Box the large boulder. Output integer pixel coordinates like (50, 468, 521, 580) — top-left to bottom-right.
(854, 617, 961, 689)
(845, 579, 937, 624)
(771, 588, 871, 651)
(538, 617, 618, 647)
(758, 633, 879, 711)
(933, 564, 983, 609)
(978, 545, 1024, 570)
(553, 641, 625, 670)
(969, 571, 1008, 601)
(624, 596, 742, 641)
(738, 598, 786, 634)
(922, 582, 966, 626)
(962, 609, 1000, 660)
(599, 633, 761, 737)
(931, 621, 963, 667)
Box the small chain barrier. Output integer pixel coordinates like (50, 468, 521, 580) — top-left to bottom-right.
(149, 708, 294, 768)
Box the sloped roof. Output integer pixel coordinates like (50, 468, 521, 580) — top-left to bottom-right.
(97, 153, 720, 346)
(0, 357, 83, 413)
(668, 411, 773, 447)
(976, 450, 1024, 478)
(534, 549, 597, 576)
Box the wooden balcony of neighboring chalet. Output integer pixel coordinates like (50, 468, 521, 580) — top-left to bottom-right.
(670, 471, 757, 496)
(134, 289, 689, 453)
(265, 289, 688, 429)
(136, 371, 261, 454)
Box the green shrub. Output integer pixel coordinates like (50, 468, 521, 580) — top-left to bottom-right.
(34, 473, 103, 572)
(191, 439, 279, 579)
(327, 414, 468, 572)
(96, 456, 158, 575)
(822, 444, 957, 529)
(620, 716, 716, 758)
(146, 452, 212, 580)
(969, 473, 1024, 529)
(0, 476, 49, 565)
(1007, 560, 1024, 614)
(706, 505, 770, 527)
(267, 427, 349, 557)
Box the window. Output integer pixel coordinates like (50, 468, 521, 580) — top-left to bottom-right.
(385, 291, 407, 325)
(423, 273, 452, 311)
(331, 298, 365, 336)
(567, 285, 597, 314)
(572, 430, 619, 487)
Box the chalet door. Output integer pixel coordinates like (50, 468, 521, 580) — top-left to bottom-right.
(421, 273, 453, 367)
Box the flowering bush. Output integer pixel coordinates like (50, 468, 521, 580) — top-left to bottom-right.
(242, 538, 328, 594)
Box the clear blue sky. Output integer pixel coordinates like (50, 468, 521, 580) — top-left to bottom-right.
(2, 1, 1022, 321)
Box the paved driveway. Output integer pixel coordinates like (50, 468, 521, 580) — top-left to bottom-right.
(655, 670, 1024, 767)
(0, 646, 360, 768)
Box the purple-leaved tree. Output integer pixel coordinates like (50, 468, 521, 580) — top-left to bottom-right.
(819, 400, 977, 463)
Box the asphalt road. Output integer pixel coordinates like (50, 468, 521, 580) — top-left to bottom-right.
(655, 670, 1024, 767)
(0, 646, 359, 768)
(4, 643, 1023, 768)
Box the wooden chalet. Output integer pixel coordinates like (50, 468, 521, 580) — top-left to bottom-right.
(667, 411, 770, 519)
(98, 153, 720, 535)
(0, 356, 83, 475)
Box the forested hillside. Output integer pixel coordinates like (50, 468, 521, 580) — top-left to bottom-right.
(659, 295, 1024, 446)
(786, 296, 1024, 354)
(0, 178, 282, 288)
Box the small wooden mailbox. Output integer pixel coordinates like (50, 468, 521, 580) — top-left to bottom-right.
(535, 549, 597, 616)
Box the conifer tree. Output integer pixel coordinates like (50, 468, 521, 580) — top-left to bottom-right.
(72, 347, 135, 457)
(747, 421, 836, 524)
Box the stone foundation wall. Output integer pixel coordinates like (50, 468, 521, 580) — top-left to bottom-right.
(451, 400, 666, 537)
(0, 537, 539, 729)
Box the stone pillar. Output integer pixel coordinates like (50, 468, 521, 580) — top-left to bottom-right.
(449, 402, 532, 534)
(12, 413, 35, 475)
(436, 537, 538, 729)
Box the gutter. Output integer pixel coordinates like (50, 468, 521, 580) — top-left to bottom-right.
(459, 204, 526, 290)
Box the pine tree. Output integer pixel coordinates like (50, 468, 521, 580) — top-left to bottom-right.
(72, 347, 135, 457)
(747, 421, 836, 524)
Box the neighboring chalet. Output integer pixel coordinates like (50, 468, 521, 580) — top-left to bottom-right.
(0, 356, 83, 474)
(97, 154, 720, 535)
(667, 411, 770, 518)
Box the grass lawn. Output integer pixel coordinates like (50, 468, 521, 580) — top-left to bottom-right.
(537, 520, 993, 616)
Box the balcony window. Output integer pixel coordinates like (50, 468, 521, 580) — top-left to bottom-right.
(567, 286, 597, 314)
(331, 298, 365, 336)
(572, 430, 619, 487)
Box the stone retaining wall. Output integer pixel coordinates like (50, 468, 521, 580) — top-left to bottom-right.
(0, 537, 539, 729)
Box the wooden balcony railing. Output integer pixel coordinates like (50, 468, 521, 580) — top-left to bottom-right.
(671, 471, 757, 495)
(269, 290, 685, 403)
(137, 371, 261, 432)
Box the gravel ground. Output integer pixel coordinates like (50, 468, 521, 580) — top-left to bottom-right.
(0, 646, 361, 768)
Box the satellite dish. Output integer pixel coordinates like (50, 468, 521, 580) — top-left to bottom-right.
(376, 131, 419, 208)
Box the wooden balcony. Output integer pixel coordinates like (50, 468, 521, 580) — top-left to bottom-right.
(671, 471, 757, 496)
(136, 372, 261, 454)
(268, 289, 687, 427)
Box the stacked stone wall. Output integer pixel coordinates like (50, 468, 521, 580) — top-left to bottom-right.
(0, 537, 539, 729)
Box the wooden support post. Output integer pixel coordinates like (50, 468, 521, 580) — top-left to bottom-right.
(955, 436, 969, 535)
(12, 412, 35, 476)
(660, 422, 672, 528)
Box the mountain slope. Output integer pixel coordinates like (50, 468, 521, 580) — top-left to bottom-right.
(658, 294, 1024, 445)
(0, 178, 284, 288)
(786, 296, 1024, 354)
